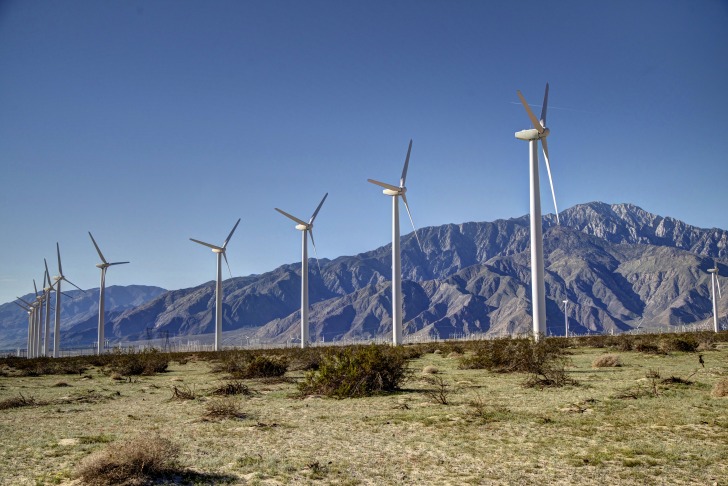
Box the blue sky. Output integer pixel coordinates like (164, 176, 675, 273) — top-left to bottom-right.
(1, 0, 727, 305)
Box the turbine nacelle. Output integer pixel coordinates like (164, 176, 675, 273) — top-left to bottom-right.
(295, 223, 309, 231)
(515, 127, 550, 141)
(383, 186, 405, 197)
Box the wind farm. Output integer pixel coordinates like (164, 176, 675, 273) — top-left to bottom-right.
(1, 2, 727, 484)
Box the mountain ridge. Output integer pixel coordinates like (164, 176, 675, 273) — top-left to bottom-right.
(1, 202, 726, 348)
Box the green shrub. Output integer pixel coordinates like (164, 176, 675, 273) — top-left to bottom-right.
(633, 339, 663, 354)
(658, 335, 699, 353)
(287, 347, 325, 371)
(240, 355, 288, 379)
(298, 345, 410, 398)
(459, 337, 575, 388)
(106, 349, 169, 377)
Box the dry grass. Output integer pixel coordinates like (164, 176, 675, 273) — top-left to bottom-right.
(169, 384, 197, 401)
(204, 397, 246, 420)
(0, 393, 39, 410)
(1, 338, 727, 485)
(422, 365, 439, 374)
(75, 435, 180, 485)
(209, 380, 251, 396)
(712, 378, 728, 397)
(592, 353, 622, 368)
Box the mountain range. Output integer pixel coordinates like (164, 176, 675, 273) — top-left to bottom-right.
(1, 202, 726, 350)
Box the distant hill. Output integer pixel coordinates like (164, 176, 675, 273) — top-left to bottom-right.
(0, 285, 166, 349)
(1, 202, 726, 348)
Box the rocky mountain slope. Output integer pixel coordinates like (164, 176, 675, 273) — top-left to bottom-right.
(1, 202, 726, 348)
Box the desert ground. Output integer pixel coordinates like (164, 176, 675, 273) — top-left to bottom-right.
(1, 334, 727, 485)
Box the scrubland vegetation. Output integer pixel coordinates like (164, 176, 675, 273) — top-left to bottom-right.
(1, 332, 727, 484)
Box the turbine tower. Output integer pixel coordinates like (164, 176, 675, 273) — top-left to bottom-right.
(275, 193, 328, 349)
(16, 296, 36, 358)
(52, 243, 84, 358)
(33, 279, 44, 357)
(368, 140, 423, 346)
(190, 218, 240, 351)
(89, 232, 129, 355)
(42, 262, 54, 357)
(708, 262, 722, 332)
(515, 83, 559, 341)
(14, 300, 33, 358)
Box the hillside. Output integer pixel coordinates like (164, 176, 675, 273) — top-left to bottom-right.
(1, 202, 726, 347)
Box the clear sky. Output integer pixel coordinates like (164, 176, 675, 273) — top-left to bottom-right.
(1, 0, 727, 305)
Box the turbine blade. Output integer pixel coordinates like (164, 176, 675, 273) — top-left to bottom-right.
(190, 238, 222, 251)
(718, 277, 722, 299)
(13, 301, 30, 311)
(100, 268, 106, 291)
(401, 194, 424, 252)
(57, 242, 63, 276)
(17, 296, 34, 306)
(88, 232, 108, 264)
(63, 277, 85, 292)
(44, 258, 51, 281)
(309, 229, 321, 273)
(62, 291, 74, 299)
(275, 208, 308, 226)
(368, 179, 400, 192)
(541, 138, 559, 225)
(33, 279, 38, 297)
(222, 218, 241, 249)
(108, 261, 130, 266)
(400, 139, 413, 187)
(540, 82, 549, 126)
(223, 252, 233, 279)
(517, 90, 544, 133)
(309, 193, 328, 224)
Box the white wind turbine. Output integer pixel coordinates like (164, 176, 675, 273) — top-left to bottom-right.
(89, 232, 129, 355)
(708, 261, 722, 332)
(190, 218, 241, 351)
(14, 299, 34, 358)
(32, 279, 45, 357)
(42, 262, 55, 357)
(515, 83, 559, 341)
(53, 243, 84, 358)
(368, 140, 423, 346)
(275, 193, 328, 349)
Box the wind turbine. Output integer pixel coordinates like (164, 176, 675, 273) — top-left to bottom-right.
(708, 261, 722, 332)
(52, 243, 84, 358)
(42, 262, 54, 357)
(515, 83, 559, 341)
(563, 299, 569, 338)
(190, 218, 241, 351)
(368, 140, 423, 346)
(89, 232, 129, 355)
(16, 296, 36, 358)
(14, 300, 33, 358)
(32, 279, 45, 357)
(275, 193, 328, 349)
